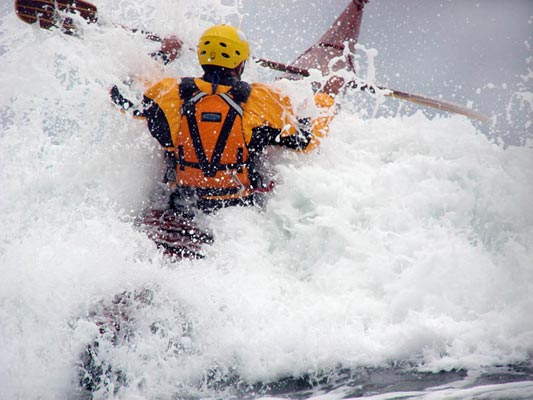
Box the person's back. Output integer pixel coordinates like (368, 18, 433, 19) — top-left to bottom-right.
(112, 24, 336, 215)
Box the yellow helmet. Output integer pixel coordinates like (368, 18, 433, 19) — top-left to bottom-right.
(197, 25, 250, 69)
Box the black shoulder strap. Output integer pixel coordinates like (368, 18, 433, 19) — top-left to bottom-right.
(179, 77, 200, 102)
(227, 81, 252, 104)
(180, 78, 251, 105)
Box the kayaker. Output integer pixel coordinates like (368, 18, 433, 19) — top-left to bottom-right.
(111, 24, 339, 216)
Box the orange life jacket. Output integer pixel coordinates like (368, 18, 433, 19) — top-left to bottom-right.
(172, 78, 254, 201)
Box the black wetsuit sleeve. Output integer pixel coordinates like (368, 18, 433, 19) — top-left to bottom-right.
(110, 85, 173, 148)
(248, 118, 313, 152)
(110, 85, 145, 117)
(142, 96, 173, 148)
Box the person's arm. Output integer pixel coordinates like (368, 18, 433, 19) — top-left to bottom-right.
(302, 91, 336, 152)
(109, 85, 146, 117)
(109, 80, 176, 149)
(244, 83, 336, 153)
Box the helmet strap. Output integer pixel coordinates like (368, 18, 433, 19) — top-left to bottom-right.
(235, 61, 246, 78)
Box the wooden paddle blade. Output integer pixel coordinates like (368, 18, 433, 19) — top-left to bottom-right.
(283, 0, 369, 79)
(15, 0, 98, 34)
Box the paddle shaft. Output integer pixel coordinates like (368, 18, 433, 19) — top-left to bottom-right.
(91, 25, 493, 122)
(15, 0, 489, 122)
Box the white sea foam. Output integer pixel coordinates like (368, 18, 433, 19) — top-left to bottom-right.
(1, 1, 532, 399)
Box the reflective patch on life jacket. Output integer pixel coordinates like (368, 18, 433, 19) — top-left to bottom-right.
(201, 112, 222, 122)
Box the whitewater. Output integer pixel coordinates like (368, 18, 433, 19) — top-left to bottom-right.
(1, 1, 532, 399)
